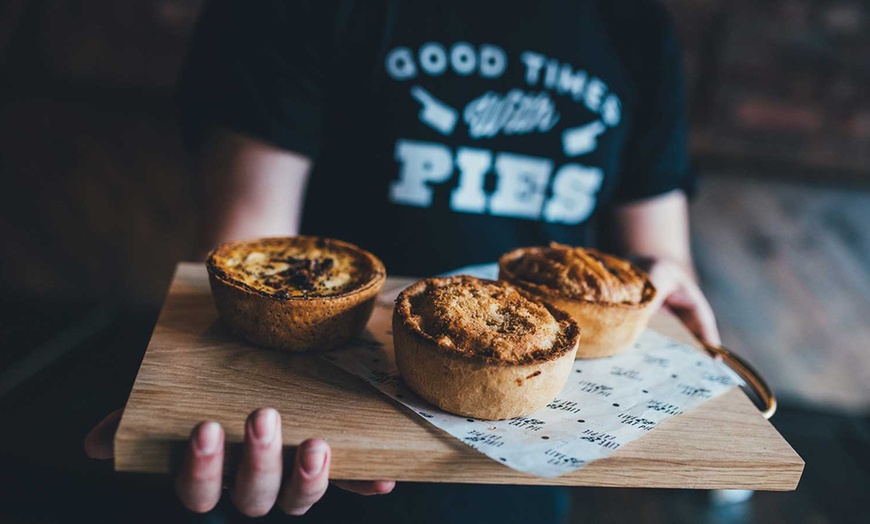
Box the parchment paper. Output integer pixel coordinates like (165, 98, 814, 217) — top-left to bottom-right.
(323, 264, 743, 478)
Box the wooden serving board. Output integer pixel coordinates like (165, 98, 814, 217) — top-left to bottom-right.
(115, 263, 804, 490)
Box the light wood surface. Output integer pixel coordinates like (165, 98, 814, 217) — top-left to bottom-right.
(693, 175, 870, 413)
(114, 263, 804, 490)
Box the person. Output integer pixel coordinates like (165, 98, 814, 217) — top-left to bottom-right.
(86, 0, 721, 521)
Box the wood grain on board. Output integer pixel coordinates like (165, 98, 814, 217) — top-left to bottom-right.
(115, 263, 804, 490)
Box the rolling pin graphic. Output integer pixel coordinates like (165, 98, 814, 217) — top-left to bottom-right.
(562, 120, 606, 157)
(411, 86, 459, 136)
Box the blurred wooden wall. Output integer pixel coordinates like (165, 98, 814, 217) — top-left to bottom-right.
(0, 0, 206, 305)
(670, 0, 870, 176)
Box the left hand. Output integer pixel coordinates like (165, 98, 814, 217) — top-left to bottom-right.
(641, 257, 721, 346)
(85, 408, 394, 516)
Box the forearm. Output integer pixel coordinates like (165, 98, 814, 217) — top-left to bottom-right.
(609, 189, 696, 278)
(609, 189, 720, 343)
(200, 129, 312, 257)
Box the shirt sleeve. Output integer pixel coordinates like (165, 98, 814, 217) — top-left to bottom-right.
(611, 3, 696, 203)
(176, 0, 333, 157)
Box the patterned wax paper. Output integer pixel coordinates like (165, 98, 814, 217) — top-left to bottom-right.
(323, 264, 743, 478)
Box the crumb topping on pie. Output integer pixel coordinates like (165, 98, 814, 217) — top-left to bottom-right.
(503, 243, 649, 304)
(401, 277, 573, 364)
(208, 237, 380, 299)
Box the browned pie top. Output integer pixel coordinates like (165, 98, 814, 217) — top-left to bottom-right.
(207, 237, 384, 299)
(500, 243, 650, 304)
(396, 276, 578, 364)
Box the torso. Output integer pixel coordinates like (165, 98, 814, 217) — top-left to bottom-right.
(300, 1, 652, 275)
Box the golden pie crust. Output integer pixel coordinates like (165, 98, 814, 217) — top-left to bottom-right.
(499, 243, 656, 358)
(207, 236, 385, 352)
(392, 276, 580, 420)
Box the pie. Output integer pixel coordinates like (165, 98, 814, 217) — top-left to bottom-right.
(207, 236, 386, 352)
(392, 276, 580, 420)
(498, 243, 656, 358)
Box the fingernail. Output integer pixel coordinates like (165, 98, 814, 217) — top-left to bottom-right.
(252, 408, 277, 445)
(300, 443, 327, 476)
(195, 422, 221, 455)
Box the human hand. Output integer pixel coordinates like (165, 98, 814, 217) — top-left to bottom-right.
(84, 408, 395, 516)
(640, 257, 722, 346)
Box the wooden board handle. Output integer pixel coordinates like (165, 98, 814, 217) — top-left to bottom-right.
(703, 343, 777, 420)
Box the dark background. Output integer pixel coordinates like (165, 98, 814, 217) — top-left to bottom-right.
(0, 1, 868, 522)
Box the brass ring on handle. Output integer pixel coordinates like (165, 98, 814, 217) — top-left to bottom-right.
(702, 343, 777, 420)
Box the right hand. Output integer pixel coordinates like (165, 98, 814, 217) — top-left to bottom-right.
(85, 407, 395, 516)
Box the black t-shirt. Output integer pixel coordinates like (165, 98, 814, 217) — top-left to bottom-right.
(178, 0, 693, 276)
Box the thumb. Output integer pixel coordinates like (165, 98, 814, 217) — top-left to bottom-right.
(84, 409, 124, 459)
(644, 261, 680, 312)
(665, 284, 722, 347)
